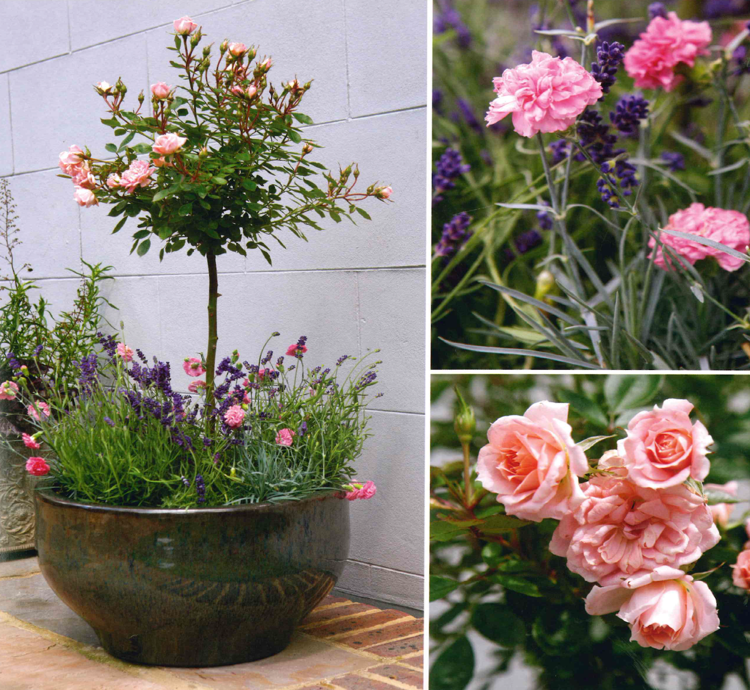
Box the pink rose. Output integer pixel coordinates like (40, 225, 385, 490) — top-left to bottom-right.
(476, 401, 588, 522)
(228, 42, 247, 57)
(116, 343, 134, 362)
(182, 357, 205, 377)
(173, 16, 197, 35)
(26, 456, 50, 477)
(231, 85, 244, 97)
(378, 186, 393, 200)
(58, 145, 84, 175)
(705, 480, 738, 528)
(106, 173, 121, 189)
(187, 380, 206, 394)
(486, 51, 602, 138)
(151, 82, 171, 99)
(624, 12, 712, 92)
(345, 480, 377, 501)
(585, 568, 720, 651)
(648, 203, 750, 272)
(96, 81, 112, 94)
(0, 380, 19, 400)
(22, 433, 41, 450)
(258, 58, 272, 72)
(618, 398, 712, 489)
(72, 165, 96, 189)
(73, 186, 98, 207)
(275, 428, 295, 446)
(224, 404, 245, 429)
(152, 133, 187, 156)
(244, 85, 258, 99)
(550, 465, 719, 585)
(120, 160, 155, 194)
(732, 550, 750, 589)
(27, 402, 50, 420)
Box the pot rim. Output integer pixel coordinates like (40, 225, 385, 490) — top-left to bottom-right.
(35, 486, 345, 516)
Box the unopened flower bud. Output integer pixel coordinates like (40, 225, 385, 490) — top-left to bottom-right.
(259, 57, 272, 72)
(137, 90, 145, 105)
(151, 82, 171, 100)
(534, 269, 555, 301)
(302, 143, 313, 155)
(245, 84, 258, 99)
(454, 388, 476, 444)
(353, 165, 360, 178)
(220, 39, 229, 54)
(190, 30, 202, 48)
(246, 47, 257, 61)
(229, 42, 247, 57)
(303, 80, 312, 91)
(376, 185, 393, 200)
(199, 147, 208, 158)
(115, 77, 126, 95)
(203, 45, 211, 58)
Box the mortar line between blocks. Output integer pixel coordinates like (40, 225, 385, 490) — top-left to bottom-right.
(309, 599, 356, 612)
(344, 558, 424, 577)
(342, 0, 352, 119)
(65, 0, 72, 54)
(320, 615, 415, 642)
(0, 610, 212, 690)
(354, 628, 425, 651)
(0, 570, 40, 582)
(300, 608, 394, 630)
(355, 670, 419, 690)
(355, 271, 362, 358)
(6, 74, 14, 173)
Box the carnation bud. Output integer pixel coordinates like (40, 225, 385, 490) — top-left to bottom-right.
(453, 388, 476, 444)
(245, 84, 258, 99)
(199, 147, 208, 158)
(259, 57, 272, 72)
(534, 269, 556, 301)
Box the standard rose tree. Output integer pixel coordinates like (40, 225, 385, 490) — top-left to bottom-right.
(58, 15, 391, 403)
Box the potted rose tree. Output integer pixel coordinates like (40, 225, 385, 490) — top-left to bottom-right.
(26, 15, 390, 667)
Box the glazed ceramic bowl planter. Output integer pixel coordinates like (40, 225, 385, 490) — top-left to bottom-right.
(34, 489, 350, 667)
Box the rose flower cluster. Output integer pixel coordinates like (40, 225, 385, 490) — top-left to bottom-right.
(477, 399, 729, 652)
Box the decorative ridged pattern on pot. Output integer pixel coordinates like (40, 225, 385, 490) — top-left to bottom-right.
(34, 490, 350, 667)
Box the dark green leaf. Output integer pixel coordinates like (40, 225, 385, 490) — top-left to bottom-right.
(471, 603, 526, 647)
(136, 239, 151, 256)
(104, 143, 117, 153)
(478, 514, 531, 534)
(557, 390, 608, 428)
(604, 375, 662, 415)
(431, 520, 468, 542)
(430, 636, 474, 690)
(492, 575, 543, 597)
(430, 576, 461, 602)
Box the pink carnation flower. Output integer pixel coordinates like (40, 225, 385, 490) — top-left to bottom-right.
(649, 203, 750, 272)
(116, 343, 134, 362)
(22, 433, 41, 450)
(486, 51, 602, 138)
(705, 480, 738, 528)
(624, 12, 712, 92)
(58, 145, 84, 176)
(153, 133, 187, 156)
(224, 404, 245, 429)
(120, 160, 155, 194)
(617, 398, 713, 489)
(188, 380, 207, 394)
(27, 402, 50, 420)
(0, 380, 19, 400)
(182, 357, 205, 377)
(26, 456, 50, 477)
(275, 428, 295, 446)
(73, 186, 98, 207)
(286, 343, 307, 357)
(585, 567, 719, 651)
(345, 480, 377, 501)
(476, 401, 588, 522)
(550, 457, 719, 586)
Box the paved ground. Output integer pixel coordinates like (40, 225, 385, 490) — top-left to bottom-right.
(0, 557, 423, 690)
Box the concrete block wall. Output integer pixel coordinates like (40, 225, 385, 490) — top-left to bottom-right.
(0, 0, 427, 610)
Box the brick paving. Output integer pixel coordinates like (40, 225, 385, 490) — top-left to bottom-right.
(0, 557, 423, 690)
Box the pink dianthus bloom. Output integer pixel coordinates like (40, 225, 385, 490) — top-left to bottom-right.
(275, 428, 295, 446)
(486, 51, 602, 138)
(27, 401, 50, 420)
(224, 404, 245, 429)
(153, 133, 187, 156)
(188, 380, 207, 394)
(286, 344, 307, 357)
(182, 357, 205, 377)
(624, 12, 712, 92)
(476, 401, 588, 522)
(120, 160, 155, 194)
(116, 343, 134, 362)
(0, 380, 19, 400)
(26, 456, 50, 477)
(649, 203, 750, 272)
(22, 433, 41, 450)
(345, 480, 377, 501)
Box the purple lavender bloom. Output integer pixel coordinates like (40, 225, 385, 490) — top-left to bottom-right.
(97, 332, 117, 359)
(591, 41, 625, 95)
(550, 139, 570, 164)
(433, 148, 470, 204)
(536, 202, 553, 231)
(103, 416, 115, 427)
(181, 476, 190, 487)
(195, 474, 205, 504)
(435, 212, 473, 258)
(336, 355, 350, 367)
(704, 0, 747, 18)
(610, 94, 649, 136)
(261, 350, 273, 365)
(456, 98, 482, 133)
(32, 345, 43, 357)
(298, 421, 307, 437)
(614, 159, 639, 196)
(433, 89, 444, 113)
(576, 109, 622, 164)
(648, 3, 668, 19)
(5, 352, 21, 371)
(434, 1, 472, 48)
(514, 229, 542, 255)
(661, 151, 685, 171)
(597, 175, 620, 209)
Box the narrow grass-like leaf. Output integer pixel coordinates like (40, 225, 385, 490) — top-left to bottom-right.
(478, 279, 581, 325)
(440, 338, 601, 369)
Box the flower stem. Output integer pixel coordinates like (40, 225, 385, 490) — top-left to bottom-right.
(462, 441, 472, 507)
(205, 253, 219, 409)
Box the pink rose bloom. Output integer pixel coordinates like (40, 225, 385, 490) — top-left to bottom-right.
(224, 404, 245, 429)
(0, 380, 19, 400)
(73, 186, 98, 207)
(705, 480, 738, 528)
(231, 85, 244, 97)
(151, 82, 171, 99)
(550, 466, 719, 585)
(58, 145, 84, 175)
(106, 173, 121, 189)
(585, 567, 719, 651)
(732, 550, 750, 589)
(476, 401, 588, 522)
(648, 203, 750, 272)
(258, 58, 272, 71)
(26, 456, 50, 477)
(624, 12, 712, 92)
(618, 398, 712, 489)
(152, 133, 187, 156)
(187, 380, 207, 394)
(22, 433, 41, 450)
(120, 160, 155, 194)
(275, 428, 295, 446)
(346, 480, 377, 501)
(245, 85, 258, 99)
(173, 16, 197, 35)
(72, 165, 96, 189)
(486, 51, 602, 138)
(27, 401, 50, 420)
(116, 343, 134, 362)
(229, 42, 247, 56)
(182, 357, 205, 377)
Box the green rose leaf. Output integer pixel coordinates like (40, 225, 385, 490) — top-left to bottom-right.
(430, 636, 474, 690)
(471, 603, 526, 647)
(430, 575, 461, 602)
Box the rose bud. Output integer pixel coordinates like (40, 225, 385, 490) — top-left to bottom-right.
(173, 16, 197, 35)
(259, 57, 272, 72)
(245, 84, 258, 99)
(220, 39, 229, 54)
(376, 185, 393, 200)
(95, 81, 112, 95)
(73, 187, 98, 207)
(229, 42, 247, 57)
(151, 82, 171, 100)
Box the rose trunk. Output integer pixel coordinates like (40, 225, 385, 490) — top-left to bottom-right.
(205, 253, 219, 412)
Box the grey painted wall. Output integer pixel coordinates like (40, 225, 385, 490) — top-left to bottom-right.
(0, 0, 427, 609)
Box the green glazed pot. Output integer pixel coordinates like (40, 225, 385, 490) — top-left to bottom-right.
(35, 490, 350, 666)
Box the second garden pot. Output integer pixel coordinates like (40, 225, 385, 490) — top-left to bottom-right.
(35, 489, 349, 667)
